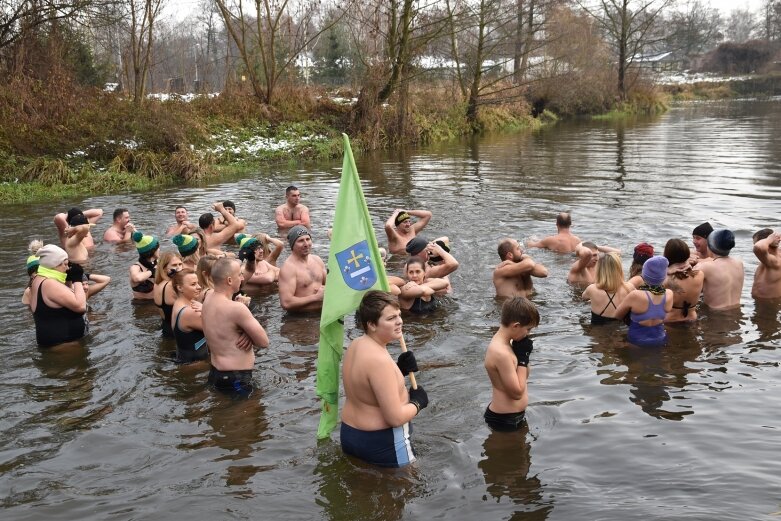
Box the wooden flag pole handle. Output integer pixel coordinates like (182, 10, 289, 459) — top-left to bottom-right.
(399, 335, 418, 389)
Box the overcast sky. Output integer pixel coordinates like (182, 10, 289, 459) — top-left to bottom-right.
(164, 0, 768, 20)
(708, 0, 763, 13)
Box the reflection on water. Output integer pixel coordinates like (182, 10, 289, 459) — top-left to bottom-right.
(479, 426, 551, 520)
(314, 439, 420, 521)
(2, 99, 781, 519)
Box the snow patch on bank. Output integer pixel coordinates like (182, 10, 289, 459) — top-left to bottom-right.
(656, 71, 754, 85)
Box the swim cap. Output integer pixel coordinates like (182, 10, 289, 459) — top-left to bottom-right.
(37, 244, 68, 268)
(172, 234, 198, 257)
(405, 236, 428, 256)
(633, 242, 654, 265)
(641, 256, 669, 286)
(287, 225, 311, 249)
(708, 228, 735, 256)
(235, 233, 259, 249)
(69, 213, 88, 226)
(395, 211, 411, 226)
(132, 231, 159, 254)
(66, 207, 83, 225)
(428, 238, 451, 263)
(692, 222, 714, 239)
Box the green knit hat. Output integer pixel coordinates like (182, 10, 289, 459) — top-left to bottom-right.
(235, 233, 259, 250)
(26, 254, 40, 270)
(132, 231, 159, 255)
(172, 234, 198, 257)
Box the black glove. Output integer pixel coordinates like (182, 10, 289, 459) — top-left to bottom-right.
(66, 263, 84, 283)
(511, 337, 534, 367)
(408, 385, 429, 413)
(397, 351, 419, 376)
(238, 247, 254, 263)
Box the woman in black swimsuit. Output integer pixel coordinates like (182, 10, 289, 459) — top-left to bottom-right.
(398, 257, 448, 314)
(171, 269, 208, 364)
(29, 244, 87, 347)
(129, 231, 159, 301)
(582, 252, 635, 324)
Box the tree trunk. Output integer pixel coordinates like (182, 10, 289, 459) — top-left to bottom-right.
(513, 0, 524, 84)
(466, 0, 487, 129)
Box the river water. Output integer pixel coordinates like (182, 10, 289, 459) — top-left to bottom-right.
(1, 98, 780, 520)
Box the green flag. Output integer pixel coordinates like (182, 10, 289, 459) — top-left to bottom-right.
(316, 134, 390, 440)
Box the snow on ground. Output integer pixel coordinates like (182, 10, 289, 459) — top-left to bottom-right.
(204, 128, 328, 158)
(655, 71, 754, 85)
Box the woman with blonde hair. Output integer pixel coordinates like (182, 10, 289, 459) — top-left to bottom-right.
(582, 252, 635, 324)
(170, 269, 208, 364)
(196, 254, 219, 301)
(154, 251, 183, 337)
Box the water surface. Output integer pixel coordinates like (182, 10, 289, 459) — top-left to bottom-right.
(1, 99, 780, 520)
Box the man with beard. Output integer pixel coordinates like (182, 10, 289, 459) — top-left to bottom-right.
(493, 239, 549, 298)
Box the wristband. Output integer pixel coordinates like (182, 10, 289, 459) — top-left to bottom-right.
(410, 400, 420, 414)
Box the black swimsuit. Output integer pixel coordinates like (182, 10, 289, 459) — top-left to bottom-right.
(410, 296, 438, 314)
(156, 281, 174, 338)
(173, 307, 208, 363)
(131, 263, 154, 294)
(591, 291, 620, 325)
(33, 279, 86, 347)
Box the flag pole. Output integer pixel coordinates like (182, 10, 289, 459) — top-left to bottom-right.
(398, 335, 418, 389)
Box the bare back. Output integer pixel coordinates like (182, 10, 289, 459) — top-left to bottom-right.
(202, 293, 255, 370)
(341, 336, 408, 431)
(698, 256, 744, 309)
(664, 270, 705, 321)
(531, 231, 581, 253)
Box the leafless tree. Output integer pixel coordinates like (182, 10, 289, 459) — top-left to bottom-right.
(664, 0, 722, 56)
(762, 0, 781, 40)
(724, 8, 757, 43)
(577, 0, 674, 100)
(0, 0, 97, 51)
(213, 0, 349, 104)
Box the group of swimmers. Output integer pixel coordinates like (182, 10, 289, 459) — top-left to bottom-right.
(20, 191, 781, 468)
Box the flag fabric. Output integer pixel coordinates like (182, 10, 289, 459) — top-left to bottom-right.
(316, 133, 390, 439)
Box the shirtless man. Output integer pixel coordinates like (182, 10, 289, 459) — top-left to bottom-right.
(55, 207, 102, 252)
(483, 297, 539, 432)
(493, 238, 549, 298)
(278, 225, 326, 312)
(751, 228, 781, 299)
(275, 185, 311, 229)
(199, 201, 246, 249)
(696, 228, 744, 310)
(166, 206, 197, 236)
(340, 290, 428, 467)
(526, 212, 581, 253)
(201, 258, 269, 396)
(567, 242, 599, 286)
(103, 208, 134, 243)
(57, 211, 98, 263)
(213, 200, 237, 232)
(385, 208, 432, 255)
(692, 222, 714, 262)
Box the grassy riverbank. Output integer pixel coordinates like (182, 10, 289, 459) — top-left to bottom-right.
(660, 72, 781, 101)
(0, 81, 548, 204)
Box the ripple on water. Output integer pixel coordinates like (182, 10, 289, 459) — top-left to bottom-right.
(2, 100, 781, 519)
